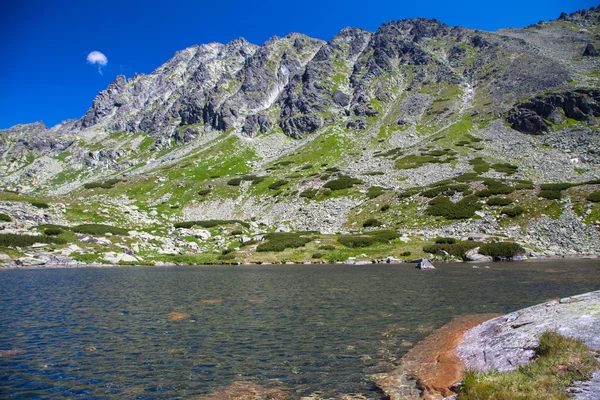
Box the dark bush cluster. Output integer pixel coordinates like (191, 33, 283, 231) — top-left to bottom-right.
(380, 204, 390, 212)
(73, 224, 129, 236)
(422, 240, 481, 259)
(455, 172, 482, 182)
(587, 191, 600, 202)
(501, 205, 525, 217)
(174, 220, 250, 229)
(0, 213, 11, 222)
(256, 232, 313, 252)
(44, 228, 63, 236)
(84, 179, 122, 189)
(31, 202, 50, 209)
(312, 252, 324, 259)
(241, 175, 266, 184)
(539, 190, 562, 200)
(268, 180, 289, 190)
(425, 195, 481, 219)
(300, 188, 318, 199)
(421, 183, 470, 198)
(469, 158, 490, 173)
(227, 178, 242, 186)
(198, 188, 212, 196)
(374, 148, 404, 158)
(0, 233, 66, 247)
(319, 245, 336, 250)
(362, 218, 382, 228)
(487, 197, 513, 206)
(323, 175, 362, 191)
(366, 186, 386, 199)
(478, 242, 525, 258)
(400, 251, 412, 256)
(435, 237, 456, 244)
(337, 230, 399, 248)
(491, 163, 518, 175)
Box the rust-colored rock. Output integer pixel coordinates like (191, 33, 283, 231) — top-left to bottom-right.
(200, 299, 223, 304)
(0, 349, 25, 356)
(195, 381, 287, 400)
(374, 314, 497, 400)
(167, 311, 191, 321)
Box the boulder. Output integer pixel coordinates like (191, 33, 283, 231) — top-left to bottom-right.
(457, 291, 600, 372)
(465, 248, 494, 262)
(583, 43, 598, 57)
(414, 258, 435, 269)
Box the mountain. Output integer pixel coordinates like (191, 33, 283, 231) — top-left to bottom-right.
(0, 6, 599, 266)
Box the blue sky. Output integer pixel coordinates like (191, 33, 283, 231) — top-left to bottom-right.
(0, 0, 597, 129)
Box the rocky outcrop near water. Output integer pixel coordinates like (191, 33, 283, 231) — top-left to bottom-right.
(457, 291, 600, 398)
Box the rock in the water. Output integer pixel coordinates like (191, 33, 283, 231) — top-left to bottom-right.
(415, 258, 435, 269)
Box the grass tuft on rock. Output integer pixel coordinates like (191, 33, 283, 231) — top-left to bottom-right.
(458, 331, 599, 400)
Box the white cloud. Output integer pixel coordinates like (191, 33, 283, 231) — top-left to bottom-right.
(87, 51, 107, 65)
(87, 51, 108, 75)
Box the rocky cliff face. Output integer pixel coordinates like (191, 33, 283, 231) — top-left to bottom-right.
(0, 6, 599, 264)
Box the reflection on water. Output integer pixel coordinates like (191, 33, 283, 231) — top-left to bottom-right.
(1, 260, 599, 398)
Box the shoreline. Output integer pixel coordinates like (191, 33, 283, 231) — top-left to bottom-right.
(2, 253, 599, 270)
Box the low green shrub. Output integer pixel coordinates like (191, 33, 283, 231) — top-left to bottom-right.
(400, 251, 412, 257)
(31, 202, 50, 209)
(218, 253, 236, 260)
(363, 218, 382, 228)
(84, 179, 122, 189)
(469, 158, 490, 173)
(268, 180, 289, 190)
(478, 242, 525, 258)
(227, 178, 242, 186)
(425, 195, 481, 219)
(241, 175, 266, 184)
(365, 171, 385, 176)
(455, 172, 481, 182)
(241, 239, 258, 247)
(44, 228, 63, 236)
(587, 191, 600, 202)
(0, 233, 66, 247)
(435, 237, 456, 244)
(312, 252, 324, 259)
(487, 196, 512, 206)
(319, 245, 336, 250)
(256, 232, 313, 252)
(511, 179, 533, 190)
(423, 241, 481, 259)
(230, 229, 243, 236)
(323, 176, 362, 191)
(491, 163, 518, 175)
(483, 179, 515, 195)
(540, 183, 573, 191)
(174, 220, 250, 229)
(380, 204, 390, 212)
(337, 230, 399, 248)
(300, 189, 318, 199)
(539, 190, 562, 200)
(0, 213, 11, 222)
(198, 189, 212, 196)
(73, 224, 129, 236)
(366, 186, 386, 199)
(501, 205, 525, 217)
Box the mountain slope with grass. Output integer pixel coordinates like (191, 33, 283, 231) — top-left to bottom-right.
(1, 6, 599, 266)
